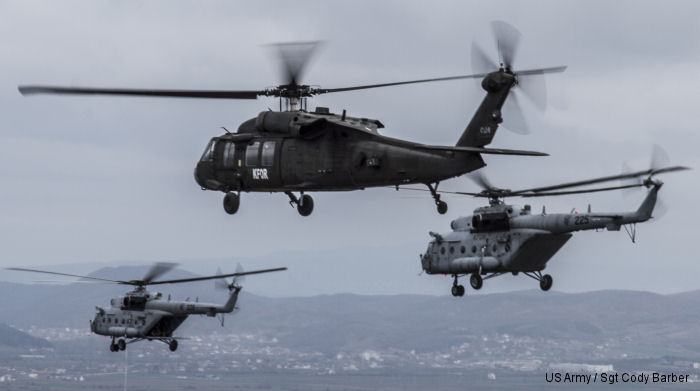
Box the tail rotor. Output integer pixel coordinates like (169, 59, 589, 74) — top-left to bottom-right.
(214, 263, 245, 292)
(469, 20, 566, 135)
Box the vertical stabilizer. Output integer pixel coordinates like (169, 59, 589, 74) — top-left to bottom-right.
(635, 183, 662, 220)
(220, 286, 242, 313)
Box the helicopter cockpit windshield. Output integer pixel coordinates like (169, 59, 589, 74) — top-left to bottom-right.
(200, 139, 216, 162)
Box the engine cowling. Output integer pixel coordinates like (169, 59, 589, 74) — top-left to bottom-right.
(255, 111, 327, 138)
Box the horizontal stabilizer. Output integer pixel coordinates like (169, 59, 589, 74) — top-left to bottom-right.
(418, 144, 548, 156)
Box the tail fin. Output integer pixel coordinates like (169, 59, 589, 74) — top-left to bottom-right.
(635, 183, 662, 220)
(220, 286, 241, 313)
(457, 71, 515, 147)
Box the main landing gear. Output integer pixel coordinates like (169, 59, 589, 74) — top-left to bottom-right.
(523, 271, 553, 291)
(449, 271, 553, 296)
(426, 183, 448, 215)
(109, 338, 126, 352)
(223, 191, 315, 217)
(169, 339, 178, 352)
(451, 275, 465, 297)
(286, 192, 314, 216)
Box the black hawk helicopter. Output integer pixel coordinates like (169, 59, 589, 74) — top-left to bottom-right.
(415, 156, 689, 296)
(7, 263, 286, 351)
(18, 21, 565, 216)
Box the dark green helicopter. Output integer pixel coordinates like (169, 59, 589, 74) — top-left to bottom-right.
(18, 21, 565, 216)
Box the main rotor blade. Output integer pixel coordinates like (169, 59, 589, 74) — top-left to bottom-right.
(142, 262, 178, 284)
(6, 267, 128, 284)
(147, 267, 287, 286)
(469, 171, 494, 191)
(492, 20, 522, 68)
(519, 184, 646, 197)
(314, 73, 489, 94)
(390, 186, 483, 197)
(271, 41, 321, 86)
(511, 166, 690, 195)
(18, 86, 263, 99)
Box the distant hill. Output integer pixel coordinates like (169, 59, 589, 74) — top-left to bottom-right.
(1, 266, 700, 360)
(0, 323, 50, 349)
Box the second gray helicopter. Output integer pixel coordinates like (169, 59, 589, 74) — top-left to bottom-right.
(416, 163, 689, 296)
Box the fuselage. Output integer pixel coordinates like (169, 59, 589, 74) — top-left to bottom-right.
(422, 185, 659, 276)
(194, 109, 486, 193)
(90, 288, 239, 339)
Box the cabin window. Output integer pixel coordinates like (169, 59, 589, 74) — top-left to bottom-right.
(261, 141, 276, 166)
(471, 246, 477, 254)
(223, 142, 236, 168)
(245, 142, 260, 167)
(460, 246, 466, 254)
(449, 247, 455, 254)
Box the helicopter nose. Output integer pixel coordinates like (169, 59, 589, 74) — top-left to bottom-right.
(194, 164, 205, 188)
(194, 162, 213, 189)
(194, 161, 224, 191)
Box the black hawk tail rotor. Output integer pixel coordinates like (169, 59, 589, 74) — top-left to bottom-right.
(470, 20, 567, 135)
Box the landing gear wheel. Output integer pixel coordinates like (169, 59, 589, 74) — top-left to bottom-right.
(540, 274, 553, 291)
(437, 201, 448, 215)
(110, 343, 118, 352)
(297, 194, 314, 217)
(117, 339, 126, 351)
(169, 339, 178, 352)
(470, 273, 483, 290)
(223, 192, 240, 215)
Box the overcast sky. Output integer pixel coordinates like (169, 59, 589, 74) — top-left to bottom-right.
(0, 0, 698, 296)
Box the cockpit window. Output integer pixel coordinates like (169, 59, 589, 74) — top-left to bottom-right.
(261, 141, 276, 166)
(245, 141, 260, 167)
(201, 140, 216, 161)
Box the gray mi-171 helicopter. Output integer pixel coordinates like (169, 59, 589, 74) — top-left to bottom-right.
(415, 161, 689, 296)
(7, 263, 286, 351)
(18, 21, 564, 216)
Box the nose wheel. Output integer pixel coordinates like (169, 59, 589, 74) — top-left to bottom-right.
(223, 192, 240, 215)
(109, 338, 126, 352)
(286, 192, 314, 216)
